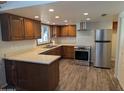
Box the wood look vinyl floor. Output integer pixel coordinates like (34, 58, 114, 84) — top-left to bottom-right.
(56, 59, 122, 91)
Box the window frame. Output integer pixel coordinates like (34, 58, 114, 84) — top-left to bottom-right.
(36, 24, 51, 45)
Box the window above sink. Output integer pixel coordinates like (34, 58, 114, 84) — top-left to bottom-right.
(37, 24, 50, 45)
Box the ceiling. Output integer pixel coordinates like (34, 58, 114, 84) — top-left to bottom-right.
(4, 1, 124, 25)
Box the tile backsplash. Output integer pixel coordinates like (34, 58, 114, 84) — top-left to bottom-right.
(55, 37, 76, 44)
(76, 30, 95, 46)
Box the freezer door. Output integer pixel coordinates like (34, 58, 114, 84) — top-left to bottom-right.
(95, 29, 112, 41)
(94, 42, 111, 68)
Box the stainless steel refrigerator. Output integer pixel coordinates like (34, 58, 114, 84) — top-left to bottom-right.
(94, 29, 112, 68)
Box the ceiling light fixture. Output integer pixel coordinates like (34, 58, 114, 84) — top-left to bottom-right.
(84, 13, 88, 16)
(34, 16, 39, 19)
(55, 16, 60, 19)
(49, 9, 54, 12)
(86, 18, 90, 21)
(64, 20, 68, 22)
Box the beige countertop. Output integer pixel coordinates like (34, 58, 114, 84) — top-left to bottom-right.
(4, 44, 75, 65)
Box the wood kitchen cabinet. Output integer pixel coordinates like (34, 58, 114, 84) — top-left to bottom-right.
(60, 25, 68, 37)
(33, 20, 41, 39)
(4, 59, 59, 90)
(68, 25, 76, 37)
(41, 46, 74, 59)
(50, 25, 61, 38)
(49, 25, 76, 37)
(5, 61, 18, 86)
(0, 14, 25, 41)
(10, 15, 25, 40)
(41, 46, 62, 56)
(24, 19, 34, 39)
(60, 25, 76, 37)
(0, 13, 41, 41)
(62, 46, 75, 59)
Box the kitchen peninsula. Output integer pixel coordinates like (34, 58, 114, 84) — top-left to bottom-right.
(4, 45, 62, 91)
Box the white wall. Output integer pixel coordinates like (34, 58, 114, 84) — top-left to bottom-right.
(76, 21, 113, 63)
(76, 21, 112, 46)
(76, 30, 95, 46)
(115, 12, 124, 89)
(0, 23, 36, 87)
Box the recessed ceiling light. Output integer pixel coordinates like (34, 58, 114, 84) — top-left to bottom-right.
(64, 20, 68, 22)
(49, 9, 54, 12)
(86, 18, 90, 21)
(34, 16, 39, 19)
(84, 13, 88, 16)
(55, 16, 60, 19)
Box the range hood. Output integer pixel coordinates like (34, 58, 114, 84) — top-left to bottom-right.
(78, 21, 90, 31)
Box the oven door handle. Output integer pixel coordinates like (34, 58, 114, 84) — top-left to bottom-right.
(75, 50, 90, 52)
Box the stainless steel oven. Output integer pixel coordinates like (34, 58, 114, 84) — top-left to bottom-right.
(74, 46, 91, 65)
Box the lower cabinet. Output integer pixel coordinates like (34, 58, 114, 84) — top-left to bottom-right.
(41, 47, 62, 56)
(62, 46, 75, 59)
(41, 46, 74, 59)
(5, 61, 18, 86)
(5, 59, 59, 91)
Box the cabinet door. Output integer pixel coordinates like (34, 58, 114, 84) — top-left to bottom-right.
(61, 26, 68, 37)
(50, 25, 54, 38)
(34, 21, 41, 39)
(51, 26, 56, 38)
(62, 46, 74, 58)
(68, 25, 76, 37)
(56, 26, 61, 37)
(10, 15, 24, 40)
(5, 61, 17, 86)
(56, 47, 62, 56)
(51, 26, 61, 37)
(16, 62, 50, 90)
(62, 46, 69, 58)
(0, 61, 6, 86)
(24, 19, 34, 39)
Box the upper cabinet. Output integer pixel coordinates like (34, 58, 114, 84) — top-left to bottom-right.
(0, 14, 25, 41)
(24, 19, 34, 39)
(10, 15, 25, 40)
(61, 25, 76, 37)
(68, 25, 76, 37)
(61, 26, 68, 37)
(53, 26, 61, 37)
(50, 25, 61, 38)
(51, 25, 76, 37)
(33, 21, 41, 39)
(0, 13, 41, 41)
